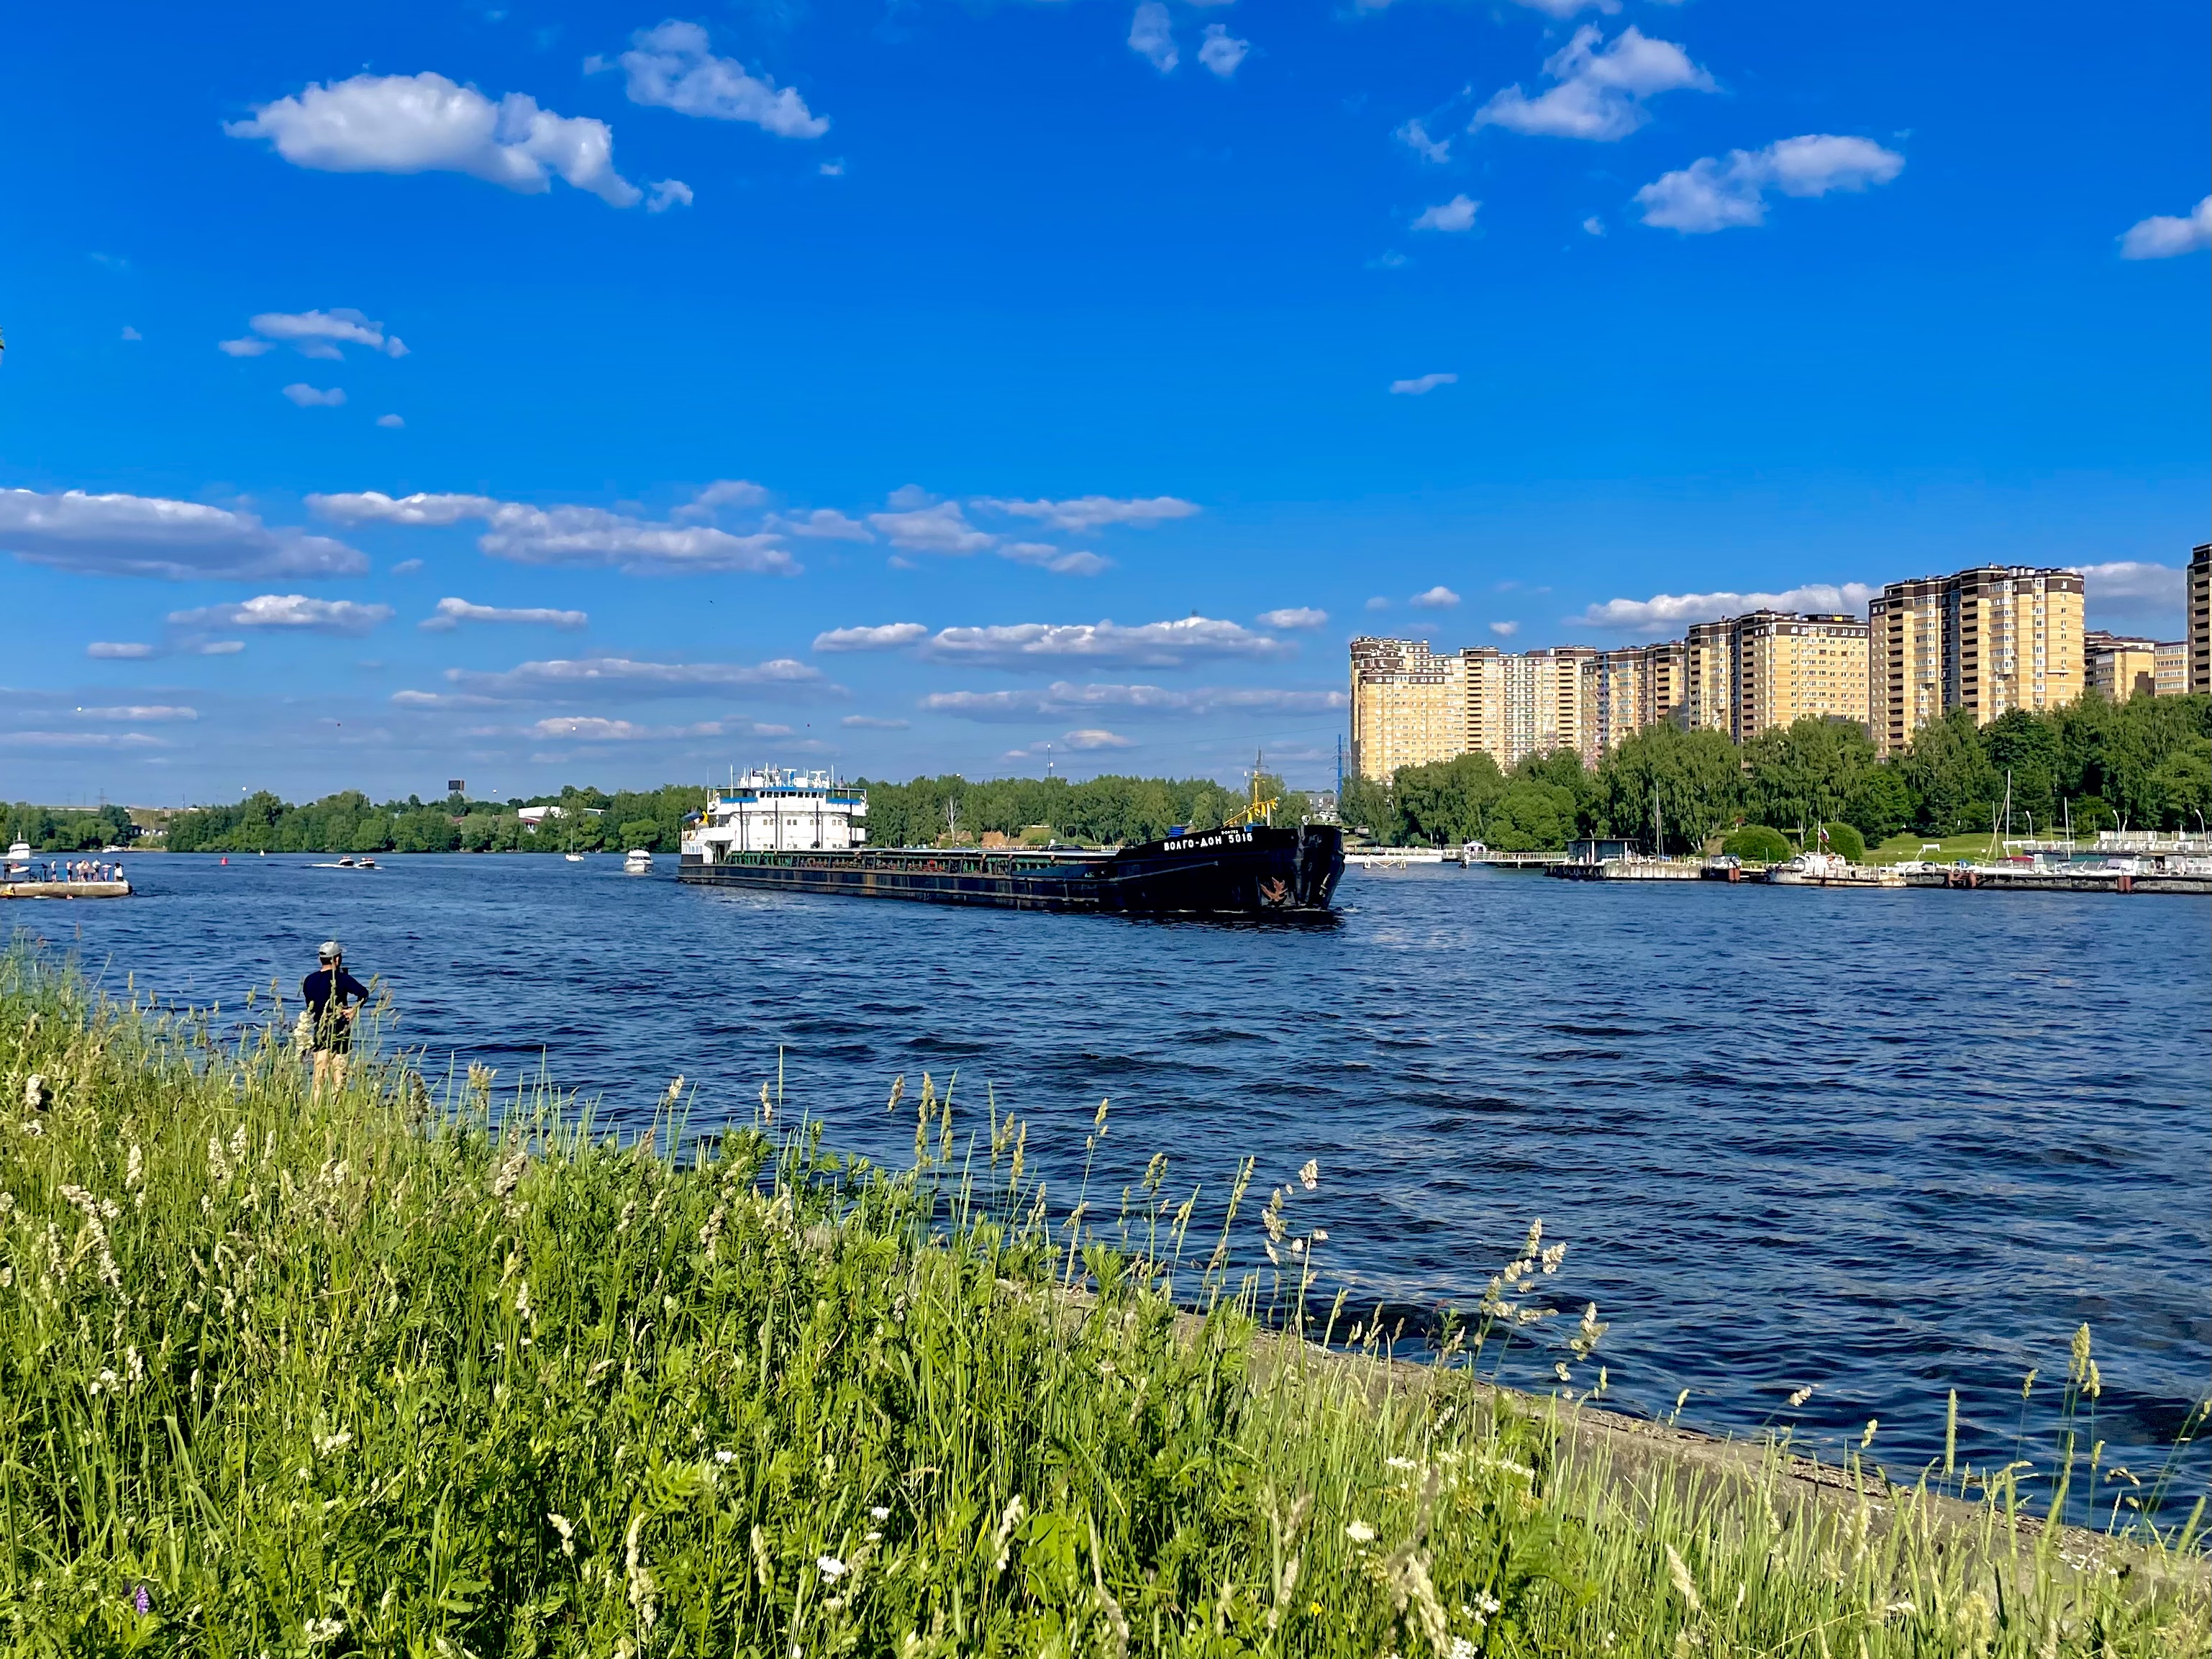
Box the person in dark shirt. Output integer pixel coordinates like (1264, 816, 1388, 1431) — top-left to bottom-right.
(301, 940, 370, 1095)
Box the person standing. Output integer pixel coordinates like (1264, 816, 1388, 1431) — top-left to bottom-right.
(301, 940, 370, 1096)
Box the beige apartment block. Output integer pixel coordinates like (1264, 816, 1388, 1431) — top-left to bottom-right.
(1683, 620, 1735, 735)
(2085, 632, 2161, 701)
(1581, 640, 1688, 762)
(2190, 544, 2211, 694)
(1868, 565, 2084, 756)
(1348, 637, 1457, 781)
(2155, 640, 2188, 698)
(1732, 612, 1871, 739)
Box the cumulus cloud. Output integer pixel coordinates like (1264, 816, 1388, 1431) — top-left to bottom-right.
(121, 327, 142, 341)
(282, 383, 347, 407)
(527, 716, 736, 742)
(1489, 620, 1520, 637)
(923, 682, 1345, 723)
(2077, 560, 2184, 601)
(921, 616, 1294, 670)
(432, 655, 834, 701)
(867, 499, 996, 555)
(227, 71, 642, 206)
(1412, 195, 1478, 232)
(615, 20, 828, 138)
(306, 490, 797, 576)
(1129, 2, 1178, 72)
(1578, 581, 1878, 632)
(377, 414, 406, 429)
(0, 488, 366, 581)
(74, 704, 197, 720)
(1473, 26, 1711, 142)
(86, 642, 158, 660)
(2119, 197, 2211, 259)
(672, 478, 769, 520)
(1396, 118, 1451, 164)
(1063, 729, 1132, 750)
(1391, 372, 1457, 394)
(420, 597, 589, 632)
(1257, 607, 1329, 629)
(224, 307, 407, 361)
(166, 594, 395, 636)
(842, 714, 911, 729)
(1410, 586, 1460, 609)
(814, 622, 929, 652)
(1637, 135, 1904, 232)
(1582, 215, 1606, 236)
(646, 178, 694, 212)
(1198, 25, 1249, 78)
(973, 495, 1201, 531)
(767, 508, 873, 540)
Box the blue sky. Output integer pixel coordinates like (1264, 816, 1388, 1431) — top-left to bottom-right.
(4, 0, 2205, 804)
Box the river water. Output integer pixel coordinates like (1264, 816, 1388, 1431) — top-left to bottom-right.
(14, 853, 2208, 1501)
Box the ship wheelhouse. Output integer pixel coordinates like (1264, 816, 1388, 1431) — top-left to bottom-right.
(683, 768, 868, 863)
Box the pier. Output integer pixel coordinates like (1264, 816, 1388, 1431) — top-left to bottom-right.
(1, 878, 132, 900)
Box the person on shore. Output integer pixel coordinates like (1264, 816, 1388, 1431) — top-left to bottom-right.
(301, 940, 370, 1095)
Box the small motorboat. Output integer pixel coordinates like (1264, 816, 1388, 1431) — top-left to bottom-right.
(624, 848, 654, 873)
(564, 852, 585, 863)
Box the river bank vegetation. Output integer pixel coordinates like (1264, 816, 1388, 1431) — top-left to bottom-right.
(1, 948, 2204, 1653)
(1346, 691, 2212, 854)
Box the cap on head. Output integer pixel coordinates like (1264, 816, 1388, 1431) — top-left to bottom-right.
(318, 940, 342, 962)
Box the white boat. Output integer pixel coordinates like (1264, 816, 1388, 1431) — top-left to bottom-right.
(564, 852, 585, 863)
(624, 848, 654, 873)
(1344, 846, 1449, 868)
(1765, 851, 1904, 888)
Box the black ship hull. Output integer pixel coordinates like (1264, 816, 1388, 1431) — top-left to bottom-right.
(678, 824, 1344, 916)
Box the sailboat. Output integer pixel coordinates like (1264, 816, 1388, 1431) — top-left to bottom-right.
(563, 815, 584, 863)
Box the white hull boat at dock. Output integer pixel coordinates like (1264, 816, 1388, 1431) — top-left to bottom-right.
(1765, 852, 1904, 888)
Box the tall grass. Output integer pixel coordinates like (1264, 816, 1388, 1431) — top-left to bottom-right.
(0, 946, 2203, 1655)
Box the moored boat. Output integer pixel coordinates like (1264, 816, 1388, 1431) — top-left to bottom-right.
(624, 849, 654, 873)
(1765, 851, 1904, 888)
(678, 768, 1343, 917)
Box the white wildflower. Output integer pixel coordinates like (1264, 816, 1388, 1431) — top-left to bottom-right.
(1385, 1455, 1416, 1471)
(550, 1512, 575, 1557)
(206, 1135, 232, 1184)
(1787, 1386, 1814, 1409)
(869, 1505, 891, 1520)
(491, 1150, 528, 1200)
(125, 1145, 143, 1190)
(714, 1449, 737, 1465)
(816, 1555, 849, 1580)
(1298, 1158, 1319, 1191)
(1345, 1519, 1377, 1544)
(24, 1074, 49, 1111)
(124, 1347, 145, 1388)
(314, 1427, 352, 1457)
(1540, 1241, 1567, 1273)
(304, 1615, 345, 1645)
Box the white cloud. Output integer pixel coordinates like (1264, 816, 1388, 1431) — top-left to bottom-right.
(1581, 215, 1606, 236)
(377, 414, 406, 429)
(389, 558, 424, 575)
(74, 704, 197, 721)
(1198, 25, 1249, 78)
(227, 71, 642, 207)
(527, 716, 734, 742)
(998, 542, 1110, 576)
(2119, 197, 2211, 260)
(2077, 560, 2184, 601)
(0, 488, 365, 581)
(1391, 372, 1457, 395)
(973, 495, 1201, 531)
(1258, 606, 1328, 629)
(1063, 729, 1132, 750)
(1395, 119, 1451, 164)
(1637, 135, 1904, 233)
(1412, 195, 1478, 232)
(842, 714, 911, 729)
(1129, 2, 1178, 72)
(868, 500, 995, 555)
(1473, 26, 1711, 142)
(616, 20, 828, 139)
(1365, 596, 1391, 610)
(1410, 585, 1460, 609)
(434, 655, 833, 701)
(767, 508, 874, 541)
(921, 616, 1293, 669)
(0, 730, 163, 749)
(232, 307, 407, 360)
(282, 383, 346, 407)
(199, 641, 245, 655)
(86, 642, 157, 660)
(306, 490, 797, 575)
(814, 622, 929, 652)
(1578, 581, 1878, 632)
(646, 178, 694, 213)
(167, 594, 395, 636)
(673, 478, 770, 520)
(819, 159, 845, 177)
(921, 681, 1345, 722)
(1489, 619, 1520, 637)
(120, 327, 142, 342)
(420, 597, 589, 632)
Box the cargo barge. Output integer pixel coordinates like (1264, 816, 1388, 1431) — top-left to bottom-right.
(678, 769, 1343, 917)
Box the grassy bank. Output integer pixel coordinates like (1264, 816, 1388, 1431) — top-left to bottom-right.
(0, 950, 2203, 1655)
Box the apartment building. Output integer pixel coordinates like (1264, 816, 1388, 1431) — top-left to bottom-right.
(1349, 638, 1599, 779)
(1683, 620, 1736, 735)
(2085, 632, 2161, 701)
(2156, 640, 2188, 698)
(2190, 543, 2211, 694)
(1677, 611, 1870, 744)
(1580, 640, 1688, 763)
(1867, 565, 2085, 756)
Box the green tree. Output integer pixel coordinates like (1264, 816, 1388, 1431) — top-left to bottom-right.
(1841, 765, 1912, 845)
(1485, 781, 1578, 852)
(1900, 710, 2001, 836)
(1743, 717, 1875, 837)
(1392, 753, 1506, 845)
(1588, 724, 1741, 854)
(1721, 825, 1792, 863)
(1335, 774, 1394, 839)
(1814, 821, 1865, 860)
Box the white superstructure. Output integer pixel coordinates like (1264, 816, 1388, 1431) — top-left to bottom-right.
(683, 769, 868, 860)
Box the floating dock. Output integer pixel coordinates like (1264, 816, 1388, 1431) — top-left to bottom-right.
(1547, 858, 1702, 882)
(0, 879, 132, 900)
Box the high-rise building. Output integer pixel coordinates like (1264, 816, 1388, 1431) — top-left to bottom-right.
(1683, 620, 1736, 735)
(2190, 543, 2211, 694)
(1867, 565, 2085, 756)
(1503, 647, 1597, 765)
(1581, 640, 1688, 763)
(1731, 612, 1872, 739)
(1348, 637, 1457, 780)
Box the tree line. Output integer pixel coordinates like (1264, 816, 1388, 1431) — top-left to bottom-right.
(1337, 691, 2212, 854)
(1, 802, 139, 855)
(149, 772, 1311, 854)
